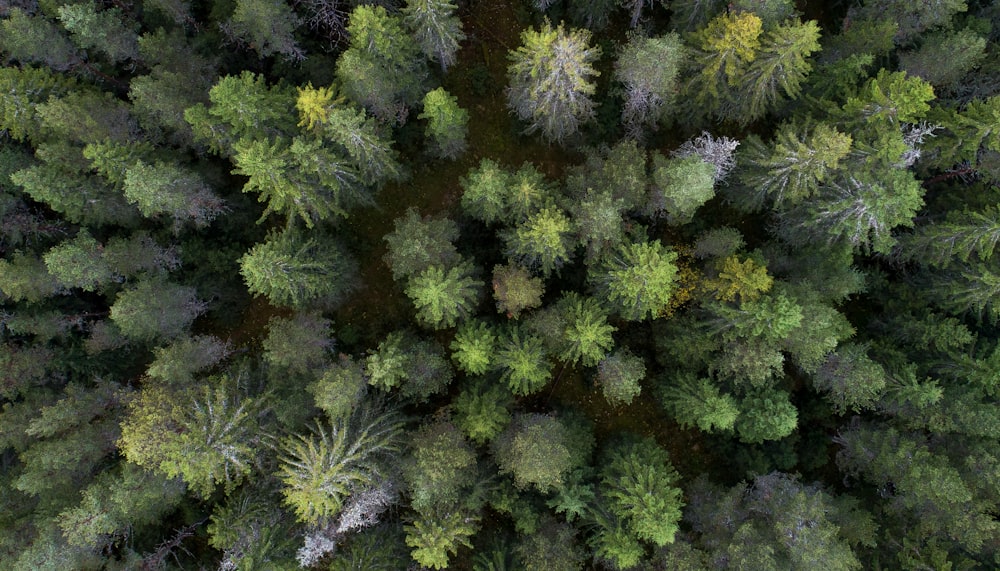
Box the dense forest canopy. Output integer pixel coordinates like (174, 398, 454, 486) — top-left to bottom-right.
(2, 0, 1000, 568)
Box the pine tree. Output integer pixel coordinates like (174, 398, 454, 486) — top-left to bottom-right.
(600, 437, 684, 546)
(239, 228, 358, 308)
(614, 32, 685, 136)
(595, 349, 645, 406)
(383, 208, 461, 281)
(406, 261, 484, 330)
(659, 373, 739, 433)
(277, 403, 405, 524)
(450, 320, 496, 375)
(109, 279, 206, 342)
(506, 21, 601, 143)
(592, 240, 679, 321)
(502, 206, 576, 276)
(222, 0, 304, 60)
(419, 88, 469, 159)
(403, 0, 465, 72)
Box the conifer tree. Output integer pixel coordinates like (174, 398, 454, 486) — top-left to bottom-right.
(506, 21, 601, 143)
(403, 0, 465, 72)
(614, 32, 685, 136)
(419, 88, 469, 159)
(406, 261, 484, 330)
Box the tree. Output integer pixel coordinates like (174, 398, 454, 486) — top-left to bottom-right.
(452, 379, 513, 444)
(645, 153, 715, 223)
(899, 29, 986, 90)
(240, 228, 358, 308)
(595, 349, 645, 406)
(514, 516, 587, 571)
(404, 420, 476, 512)
(277, 403, 405, 524)
(405, 506, 479, 569)
(460, 159, 512, 224)
(262, 312, 334, 376)
(419, 88, 469, 159)
(231, 136, 367, 226)
(336, 5, 427, 122)
(552, 293, 616, 367)
(614, 32, 685, 136)
(57, 1, 139, 64)
(383, 208, 460, 281)
(593, 240, 679, 321)
(600, 437, 684, 546)
(737, 122, 853, 210)
(506, 21, 601, 143)
(495, 327, 553, 396)
(146, 335, 232, 385)
(811, 344, 886, 413)
(686, 11, 762, 122)
(450, 320, 496, 375)
(118, 380, 263, 497)
(494, 413, 580, 493)
(704, 254, 773, 303)
(109, 279, 206, 342)
(779, 167, 925, 255)
(659, 373, 739, 433)
(502, 206, 576, 276)
(42, 231, 114, 292)
(491, 263, 545, 318)
(365, 331, 455, 401)
(738, 19, 821, 124)
(0, 67, 76, 143)
(0, 9, 79, 71)
(309, 355, 368, 421)
(222, 0, 304, 60)
(403, 0, 465, 72)
(123, 160, 226, 229)
(405, 261, 484, 330)
(735, 388, 798, 443)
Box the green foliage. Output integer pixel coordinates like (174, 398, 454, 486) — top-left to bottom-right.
(328, 523, 408, 571)
(240, 228, 358, 308)
(308, 354, 368, 420)
(841, 69, 935, 129)
(460, 159, 513, 224)
(403, 0, 465, 71)
(646, 153, 715, 223)
(495, 326, 553, 396)
(514, 517, 587, 571)
(594, 240, 679, 321)
(11, 161, 140, 227)
(780, 168, 925, 255)
(222, 0, 303, 60)
(740, 19, 821, 123)
(365, 331, 455, 400)
(601, 437, 684, 546)
(453, 379, 513, 444)
(812, 344, 886, 413)
(276, 403, 404, 524)
(738, 122, 853, 210)
(0, 8, 78, 71)
(503, 207, 576, 276)
(146, 335, 231, 385)
(595, 349, 645, 406)
(262, 312, 333, 375)
(109, 279, 205, 342)
(383, 208, 460, 281)
(506, 21, 601, 143)
(451, 320, 496, 374)
(851, 0, 968, 43)
(336, 5, 427, 121)
(735, 388, 798, 443)
(118, 380, 262, 497)
(42, 231, 111, 292)
(492, 263, 545, 318)
(405, 506, 479, 569)
(494, 413, 578, 492)
(406, 261, 484, 329)
(122, 160, 226, 228)
(615, 32, 685, 134)
(404, 420, 477, 512)
(419, 87, 469, 159)
(552, 292, 616, 367)
(899, 29, 986, 89)
(57, 1, 138, 64)
(57, 463, 185, 549)
(660, 373, 739, 433)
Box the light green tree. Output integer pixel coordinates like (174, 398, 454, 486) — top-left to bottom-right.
(405, 261, 484, 330)
(660, 373, 739, 433)
(495, 327, 553, 396)
(614, 32, 685, 135)
(503, 207, 576, 276)
(419, 88, 469, 159)
(450, 320, 496, 375)
(593, 240, 679, 321)
(600, 437, 684, 546)
(646, 153, 715, 223)
(553, 293, 616, 367)
(405, 506, 479, 569)
(277, 404, 405, 524)
(506, 21, 601, 143)
(596, 349, 645, 406)
(383, 208, 460, 281)
(452, 379, 513, 444)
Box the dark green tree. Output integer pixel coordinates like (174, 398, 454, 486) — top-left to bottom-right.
(403, 0, 465, 72)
